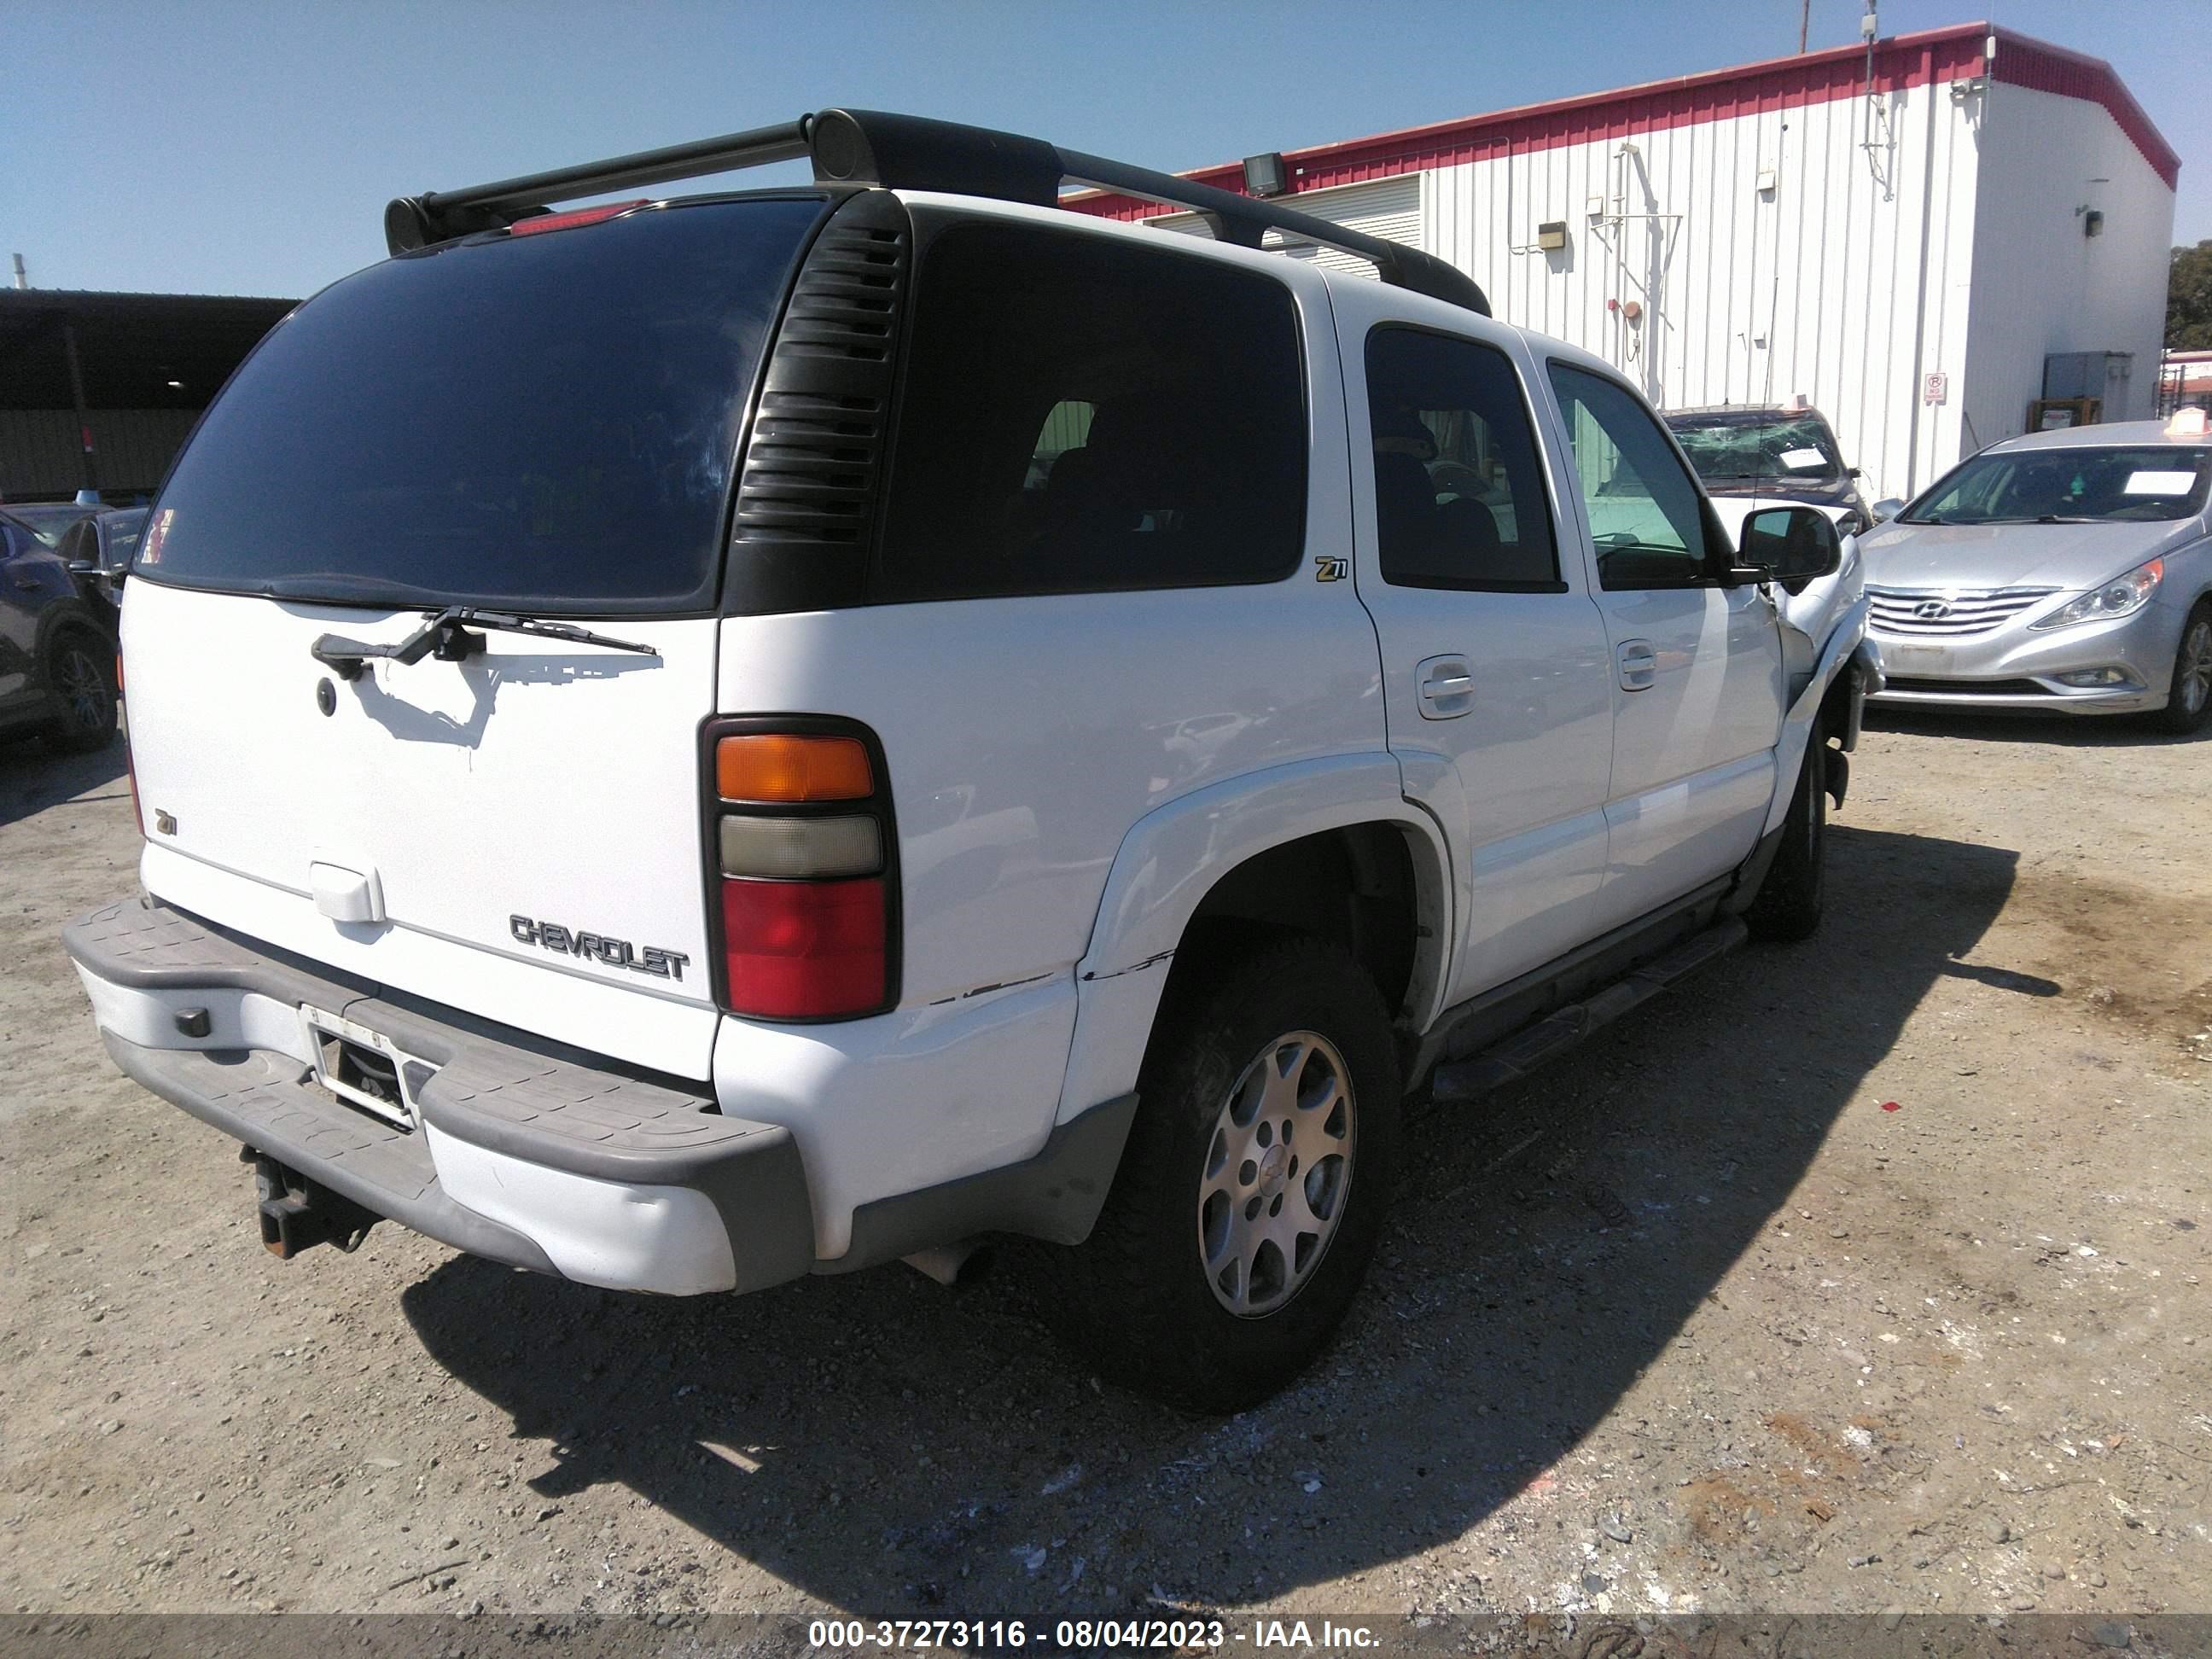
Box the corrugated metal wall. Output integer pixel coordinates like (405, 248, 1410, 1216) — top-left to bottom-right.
(1962, 81, 2175, 450)
(1118, 76, 2169, 505)
(1421, 78, 1982, 504)
(0, 408, 199, 498)
(1072, 26, 2177, 509)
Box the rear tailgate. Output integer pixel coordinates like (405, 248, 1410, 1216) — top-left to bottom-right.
(123, 586, 721, 1076)
(118, 195, 827, 1078)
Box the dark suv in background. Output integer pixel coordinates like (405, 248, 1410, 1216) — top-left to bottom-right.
(0, 506, 119, 753)
(1663, 403, 1873, 536)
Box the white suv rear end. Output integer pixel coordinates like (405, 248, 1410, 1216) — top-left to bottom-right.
(68, 110, 1867, 1409)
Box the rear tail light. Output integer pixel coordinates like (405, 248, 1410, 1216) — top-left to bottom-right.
(703, 724, 896, 1020)
(717, 813, 881, 879)
(714, 732, 873, 803)
(719, 878, 887, 1020)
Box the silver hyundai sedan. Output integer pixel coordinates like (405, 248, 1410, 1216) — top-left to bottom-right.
(1860, 417, 2211, 733)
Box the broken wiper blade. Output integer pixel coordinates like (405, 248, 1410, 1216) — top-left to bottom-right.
(310, 606, 659, 680)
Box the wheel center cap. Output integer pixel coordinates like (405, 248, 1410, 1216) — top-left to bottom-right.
(1258, 1143, 1289, 1195)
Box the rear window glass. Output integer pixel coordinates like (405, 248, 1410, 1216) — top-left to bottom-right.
(140, 197, 823, 613)
(873, 220, 1307, 601)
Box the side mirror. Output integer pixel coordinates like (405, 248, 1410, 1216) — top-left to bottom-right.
(1736, 505, 1841, 592)
(1847, 465, 1863, 479)
(1870, 498, 1905, 523)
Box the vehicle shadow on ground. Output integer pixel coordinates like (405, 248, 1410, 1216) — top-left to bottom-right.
(1866, 704, 2208, 749)
(402, 823, 2023, 1614)
(0, 736, 128, 831)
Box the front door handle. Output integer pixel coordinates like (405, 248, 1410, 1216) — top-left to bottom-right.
(1617, 639, 1657, 691)
(1416, 655, 1475, 719)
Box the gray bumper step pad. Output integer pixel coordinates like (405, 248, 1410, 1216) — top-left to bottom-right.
(67, 896, 814, 1291)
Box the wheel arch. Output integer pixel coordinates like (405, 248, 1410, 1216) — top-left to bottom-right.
(1767, 595, 1868, 836)
(1053, 754, 1452, 1125)
(35, 599, 114, 667)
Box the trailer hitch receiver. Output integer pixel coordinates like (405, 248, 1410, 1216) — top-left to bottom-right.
(246, 1149, 381, 1259)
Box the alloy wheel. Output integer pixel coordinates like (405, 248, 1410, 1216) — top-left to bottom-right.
(2180, 618, 2212, 717)
(1196, 1030, 1356, 1317)
(57, 645, 110, 732)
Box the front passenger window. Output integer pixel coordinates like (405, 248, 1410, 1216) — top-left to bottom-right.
(1547, 364, 1719, 590)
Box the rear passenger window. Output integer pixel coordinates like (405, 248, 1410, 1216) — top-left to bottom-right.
(1365, 327, 1560, 590)
(1029, 400, 1097, 490)
(875, 222, 1307, 601)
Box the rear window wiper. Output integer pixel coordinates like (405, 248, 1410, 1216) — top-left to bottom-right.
(311, 606, 659, 680)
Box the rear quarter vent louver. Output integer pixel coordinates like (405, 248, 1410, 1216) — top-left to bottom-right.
(728, 192, 911, 611)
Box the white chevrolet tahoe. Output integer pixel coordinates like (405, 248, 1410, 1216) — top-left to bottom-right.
(66, 111, 1872, 1410)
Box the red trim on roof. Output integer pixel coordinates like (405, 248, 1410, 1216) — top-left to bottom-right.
(1067, 22, 2178, 220)
(1982, 29, 2178, 189)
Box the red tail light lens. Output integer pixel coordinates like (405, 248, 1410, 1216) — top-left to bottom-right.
(703, 719, 897, 1021)
(719, 878, 887, 1020)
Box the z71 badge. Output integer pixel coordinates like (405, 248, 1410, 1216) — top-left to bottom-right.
(509, 914, 690, 982)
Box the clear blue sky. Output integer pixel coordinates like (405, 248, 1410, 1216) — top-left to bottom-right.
(6, 0, 2205, 301)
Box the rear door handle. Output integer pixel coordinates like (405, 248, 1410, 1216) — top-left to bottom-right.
(1416, 655, 1475, 719)
(1617, 639, 1657, 691)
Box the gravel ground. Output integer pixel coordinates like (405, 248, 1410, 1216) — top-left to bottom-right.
(2, 707, 2206, 1624)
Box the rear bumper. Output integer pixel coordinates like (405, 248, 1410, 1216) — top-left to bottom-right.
(63, 896, 814, 1295)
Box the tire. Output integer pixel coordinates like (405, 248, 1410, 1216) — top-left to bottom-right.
(1745, 713, 1827, 943)
(2149, 602, 2212, 736)
(43, 630, 118, 754)
(1040, 933, 1402, 1412)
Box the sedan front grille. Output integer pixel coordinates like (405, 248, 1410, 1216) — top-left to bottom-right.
(1866, 585, 2059, 637)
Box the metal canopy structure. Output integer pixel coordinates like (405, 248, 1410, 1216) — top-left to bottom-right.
(0, 289, 295, 498)
(0, 289, 295, 413)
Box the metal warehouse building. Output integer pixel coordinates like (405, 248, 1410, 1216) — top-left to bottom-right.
(1073, 20, 2178, 506)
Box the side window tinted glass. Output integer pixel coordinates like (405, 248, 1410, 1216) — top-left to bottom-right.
(1029, 399, 1096, 491)
(1365, 327, 1559, 590)
(1546, 364, 1716, 589)
(876, 222, 1307, 601)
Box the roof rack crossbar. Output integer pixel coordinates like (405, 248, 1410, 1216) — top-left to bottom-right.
(1053, 146, 1487, 314)
(385, 119, 813, 253)
(382, 108, 1491, 317)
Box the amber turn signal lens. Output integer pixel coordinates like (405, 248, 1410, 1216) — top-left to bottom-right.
(715, 734, 873, 803)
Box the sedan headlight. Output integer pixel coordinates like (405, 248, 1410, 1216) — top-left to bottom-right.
(2030, 557, 2163, 632)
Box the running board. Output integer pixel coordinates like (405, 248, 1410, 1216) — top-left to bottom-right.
(1427, 917, 1748, 1103)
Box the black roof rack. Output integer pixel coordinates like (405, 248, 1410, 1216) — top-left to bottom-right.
(383, 108, 1490, 317)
